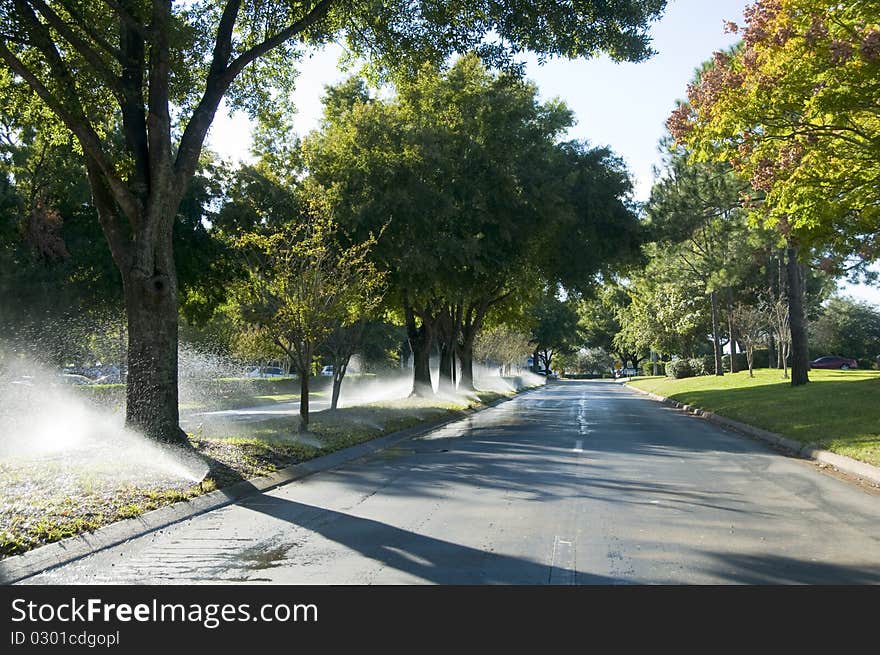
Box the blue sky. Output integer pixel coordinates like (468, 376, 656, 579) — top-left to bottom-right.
(206, 0, 878, 306)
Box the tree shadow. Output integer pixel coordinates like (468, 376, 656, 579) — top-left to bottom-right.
(236, 494, 624, 584)
(692, 551, 880, 584)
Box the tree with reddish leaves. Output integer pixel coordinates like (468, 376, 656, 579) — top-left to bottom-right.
(668, 0, 880, 386)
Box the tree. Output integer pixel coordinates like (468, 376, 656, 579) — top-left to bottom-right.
(646, 142, 755, 376)
(767, 295, 792, 379)
(473, 325, 532, 376)
(729, 302, 767, 377)
(669, 1, 880, 386)
(305, 58, 641, 395)
(576, 347, 615, 376)
(529, 294, 580, 373)
(616, 266, 708, 364)
(810, 296, 880, 363)
(235, 212, 384, 430)
(0, 0, 667, 442)
(0, 72, 234, 372)
(579, 282, 652, 370)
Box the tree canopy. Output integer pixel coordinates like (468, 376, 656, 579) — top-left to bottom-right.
(0, 0, 667, 441)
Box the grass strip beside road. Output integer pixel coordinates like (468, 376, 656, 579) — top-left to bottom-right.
(0, 389, 513, 559)
(628, 369, 880, 467)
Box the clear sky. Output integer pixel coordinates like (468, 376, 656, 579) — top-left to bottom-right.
(206, 0, 878, 306)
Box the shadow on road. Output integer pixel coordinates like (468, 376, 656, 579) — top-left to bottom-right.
(693, 551, 880, 584)
(237, 494, 624, 584)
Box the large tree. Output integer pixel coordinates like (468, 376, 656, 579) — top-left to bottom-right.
(306, 59, 644, 395)
(304, 58, 570, 395)
(0, 0, 667, 441)
(668, 0, 880, 385)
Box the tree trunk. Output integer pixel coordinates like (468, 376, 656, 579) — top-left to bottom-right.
(330, 358, 349, 410)
(456, 302, 486, 393)
(777, 250, 787, 371)
(299, 367, 310, 430)
(786, 241, 810, 386)
(710, 290, 724, 376)
(438, 344, 454, 393)
(459, 339, 475, 391)
(768, 333, 776, 370)
(726, 288, 738, 373)
(405, 303, 434, 397)
(122, 242, 187, 446)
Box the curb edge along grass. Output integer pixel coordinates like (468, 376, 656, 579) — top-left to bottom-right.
(624, 381, 880, 488)
(0, 384, 544, 585)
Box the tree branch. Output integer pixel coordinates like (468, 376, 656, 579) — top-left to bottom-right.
(101, 0, 151, 41)
(83, 156, 132, 271)
(56, 0, 124, 60)
(174, 0, 336, 188)
(0, 40, 141, 225)
(29, 0, 123, 95)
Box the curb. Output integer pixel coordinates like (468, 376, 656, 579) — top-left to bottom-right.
(624, 382, 880, 488)
(0, 384, 543, 585)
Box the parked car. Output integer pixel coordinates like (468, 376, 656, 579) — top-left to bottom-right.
(246, 366, 286, 378)
(536, 369, 558, 379)
(320, 365, 334, 377)
(809, 356, 858, 370)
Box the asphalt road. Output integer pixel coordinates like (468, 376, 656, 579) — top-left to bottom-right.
(22, 380, 880, 584)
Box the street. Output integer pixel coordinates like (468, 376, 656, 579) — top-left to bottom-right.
(22, 380, 880, 584)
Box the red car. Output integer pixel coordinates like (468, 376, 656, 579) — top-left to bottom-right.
(810, 356, 858, 370)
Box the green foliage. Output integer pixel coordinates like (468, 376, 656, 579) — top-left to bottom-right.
(233, 202, 386, 377)
(641, 359, 665, 376)
(530, 293, 581, 367)
(671, 0, 880, 272)
(668, 359, 696, 379)
(809, 296, 880, 361)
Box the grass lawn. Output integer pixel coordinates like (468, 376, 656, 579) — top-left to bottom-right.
(628, 368, 880, 467)
(0, 387, 514, 558)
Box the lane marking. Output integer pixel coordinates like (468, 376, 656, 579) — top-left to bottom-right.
(573, 439, 583, 452)
(549, 535, 576, 585)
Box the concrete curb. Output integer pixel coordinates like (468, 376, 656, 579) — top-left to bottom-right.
(624, 382, 880, 488)
(0, 384, 543, 585)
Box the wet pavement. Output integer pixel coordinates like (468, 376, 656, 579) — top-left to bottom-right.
(21, 381, 880, 584)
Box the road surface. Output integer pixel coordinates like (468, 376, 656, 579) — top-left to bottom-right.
(22, 380, 880, 584)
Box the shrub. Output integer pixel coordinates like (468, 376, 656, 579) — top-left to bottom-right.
(668, 359, 695, 379)
(641, 360, 665, 376)
(688, 356, 714, 376)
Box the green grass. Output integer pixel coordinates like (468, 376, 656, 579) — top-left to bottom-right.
(628, 368, 880, 467)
